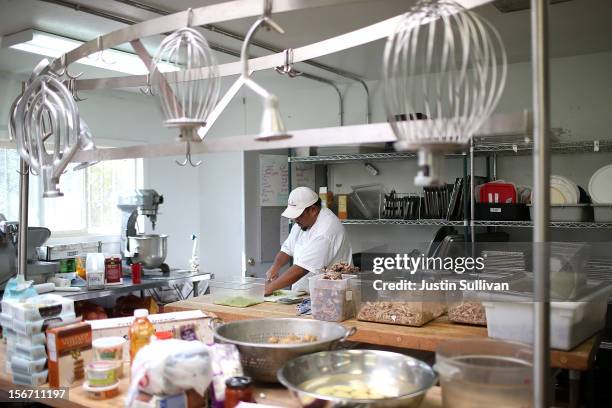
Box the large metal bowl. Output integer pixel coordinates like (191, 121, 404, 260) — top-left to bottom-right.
(127, 234, 167, 269)
(278, 350, 437, 407)
(211, 318, 355, 383)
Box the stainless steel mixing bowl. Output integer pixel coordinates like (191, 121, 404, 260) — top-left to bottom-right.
(210, 317, 356, 383)
(127, 234, 167, 269)
(278, 350, 437, 407)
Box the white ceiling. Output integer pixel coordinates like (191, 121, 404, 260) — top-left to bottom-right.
(0, 0, 611, 81)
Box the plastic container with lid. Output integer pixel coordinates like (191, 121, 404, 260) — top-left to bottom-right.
(483, 279, 611, 350)
(93, 336, 126, 378)
(356, 273, 446, 327)
(435, 339, 532, 408)
(12, 312, 78, 336)
(86, 361, 119, 388)
(209, 278, 265, 308)
(308, 274, 359, 322)
(11, 356, 47, 374)
(15, 344, 47, 361)
(13, 369, 48, 387)
(6, 330, 47, 347)
(5, 294, 74, 321)
(83, 381, 120, 400)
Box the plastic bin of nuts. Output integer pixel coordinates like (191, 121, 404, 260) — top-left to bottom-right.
(309, 275, 358, 322)
(309, 263, 360, 322)
(356, 273, 446, 327)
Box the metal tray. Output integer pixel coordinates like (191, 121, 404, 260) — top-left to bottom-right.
(528, 204, 593, 222)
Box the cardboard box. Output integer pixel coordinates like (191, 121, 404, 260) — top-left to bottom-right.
(46, 322, 92, 388)
(88, 310, 213, 362)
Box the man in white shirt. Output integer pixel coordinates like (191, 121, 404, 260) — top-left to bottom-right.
(264, 186, 352, 295)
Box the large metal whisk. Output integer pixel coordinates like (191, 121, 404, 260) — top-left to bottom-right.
(383, 0, 507, 186)
(12, 69, 82, 197)
(151, 9, 220, 166)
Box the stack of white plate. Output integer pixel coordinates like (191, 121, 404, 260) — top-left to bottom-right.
(589, 164, 612, 204)
(550, 175, 579, 204)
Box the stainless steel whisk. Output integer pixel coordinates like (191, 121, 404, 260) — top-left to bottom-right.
(150, 9, 220, 167)
(12, 70, 82, 197)
(383, 0, 507, 186)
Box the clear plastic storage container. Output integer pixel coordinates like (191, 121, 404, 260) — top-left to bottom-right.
(482, 277, 610, 350)
(13, 370, 48, 387)
(435, 339, 533, 408)
(309, 274, 359, 322)
(11, 356, 47, 374)
(209, 278, 265, 308)
(356, 274, 445, 327)
(4, 294, 74, 321)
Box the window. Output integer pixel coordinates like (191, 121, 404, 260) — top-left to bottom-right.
(0, 147, 142, 236)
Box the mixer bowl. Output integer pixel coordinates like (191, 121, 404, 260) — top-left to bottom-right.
(127, 234, 167, 269)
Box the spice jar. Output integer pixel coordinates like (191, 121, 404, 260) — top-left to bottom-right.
(224, 376, 254, 407)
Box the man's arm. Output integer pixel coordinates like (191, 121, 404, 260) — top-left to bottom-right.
(265, 264, 308, 295)
(265, 251, 291, 282)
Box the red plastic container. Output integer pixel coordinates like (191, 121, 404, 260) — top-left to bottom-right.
(479, 182, 516, 204)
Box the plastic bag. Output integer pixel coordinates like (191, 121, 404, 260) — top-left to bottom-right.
(126, 339, 212, 408)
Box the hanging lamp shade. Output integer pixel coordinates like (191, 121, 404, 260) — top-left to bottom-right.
(383, 0, 507, 186)
(151, 27, 220, 142)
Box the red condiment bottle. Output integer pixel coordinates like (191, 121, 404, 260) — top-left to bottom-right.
(224, 376, 254, 408)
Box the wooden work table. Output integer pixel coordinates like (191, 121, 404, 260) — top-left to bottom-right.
(165, 295, 601, 372)
(0, 335, 442, 407)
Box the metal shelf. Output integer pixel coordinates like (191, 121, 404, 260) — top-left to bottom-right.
(341, 219, 465, 226)
(341, 219, 612, 228)
(471, 220, 612, 229)
(475, 139, 612, 155)
(289, 140, 612, 163)
(289, 152, 418, 163)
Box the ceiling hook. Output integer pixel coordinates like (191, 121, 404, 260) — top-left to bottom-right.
(89, 36, 115, 65)
(67, 77, 86, 101)
(139, 73, 156, 96)
(275, 48, 302, 77)
(63, 54, 84, 80)
(175, 140, 202, 167)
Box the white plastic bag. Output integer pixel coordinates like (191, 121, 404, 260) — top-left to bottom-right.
(126, 339, 212, 408)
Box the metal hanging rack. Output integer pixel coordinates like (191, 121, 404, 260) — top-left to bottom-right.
(14, 1, 553, 406)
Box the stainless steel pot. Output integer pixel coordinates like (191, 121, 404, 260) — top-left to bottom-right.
(278, 350, 437, 407)
(127, 234, 167, 269)
(210, 317, 356, 383)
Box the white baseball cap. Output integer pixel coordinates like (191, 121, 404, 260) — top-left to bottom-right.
(281, 187, 319, 219)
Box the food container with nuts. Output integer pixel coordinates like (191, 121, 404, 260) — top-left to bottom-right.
(309, 274, 359, 322)
(356, 273, 445, 327)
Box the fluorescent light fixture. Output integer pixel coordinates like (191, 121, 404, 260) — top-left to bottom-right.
(1, 29, 176, 75)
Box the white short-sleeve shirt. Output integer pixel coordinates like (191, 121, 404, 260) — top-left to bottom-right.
(280, 207, 352, 292)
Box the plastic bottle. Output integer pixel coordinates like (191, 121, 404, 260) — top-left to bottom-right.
(319, 186, 328, 208)
(86, 253, 106, 289)
(129, 309, 155, 365)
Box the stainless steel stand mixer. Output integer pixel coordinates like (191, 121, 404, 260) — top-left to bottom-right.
(117, 189, 168, 271)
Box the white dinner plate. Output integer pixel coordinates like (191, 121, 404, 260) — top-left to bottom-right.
(589, 164, 612, 203)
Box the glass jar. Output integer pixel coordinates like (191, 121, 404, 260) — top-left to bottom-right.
(224, 376, 254, 407)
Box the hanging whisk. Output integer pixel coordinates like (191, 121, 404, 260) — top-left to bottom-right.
(13, 73, 82, 197)
(383, 0, 507, 186)
(150, 10, 220, 146)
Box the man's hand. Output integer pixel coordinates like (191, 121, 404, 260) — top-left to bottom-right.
(266, 266, 279, 283)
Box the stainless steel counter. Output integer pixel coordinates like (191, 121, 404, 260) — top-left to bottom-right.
(59, 270, 211, 302)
